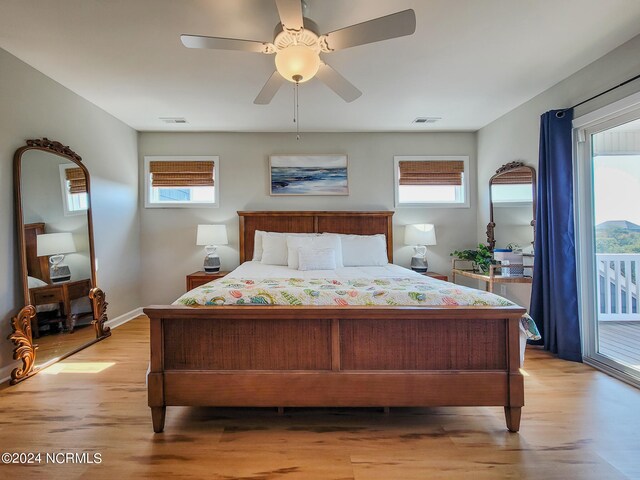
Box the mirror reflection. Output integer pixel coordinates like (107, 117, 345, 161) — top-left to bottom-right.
(488, 162, 536, 252)
(20, 150, 95, 366)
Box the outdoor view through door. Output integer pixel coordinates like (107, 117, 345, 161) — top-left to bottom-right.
(592, 117, 640, 376)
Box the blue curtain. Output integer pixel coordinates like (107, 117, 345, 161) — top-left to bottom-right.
(530, 108, 582, 362)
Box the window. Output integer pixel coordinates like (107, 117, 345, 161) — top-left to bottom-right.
(491, 184, 534, 204)
(491, 169, 534, 205)
(394, 156, 469, 207)
(574, 90, 640, 387)
(59, 164, 88, 216)
(144, 156, 219, 208)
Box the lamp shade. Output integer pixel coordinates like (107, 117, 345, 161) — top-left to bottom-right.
(196, 224, 228, 246)
(404, 224, 437, 246)
(275, 45, 320, 83)
(37, 232, 76, 257)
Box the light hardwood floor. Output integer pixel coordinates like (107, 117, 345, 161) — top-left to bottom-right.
(1, 316, 639, 479)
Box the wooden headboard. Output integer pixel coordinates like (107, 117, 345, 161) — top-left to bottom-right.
(238, 211, 394, 264)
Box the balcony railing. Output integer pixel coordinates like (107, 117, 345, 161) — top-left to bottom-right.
(596, 254, 640, 321)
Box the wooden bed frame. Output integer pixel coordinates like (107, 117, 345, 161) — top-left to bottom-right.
(145, 211, 526, 433)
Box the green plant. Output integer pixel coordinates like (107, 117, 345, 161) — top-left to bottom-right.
(450, 243, 494, 272)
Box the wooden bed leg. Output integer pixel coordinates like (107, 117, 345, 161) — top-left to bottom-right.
(277, 407, 284, 415)
(383, 407, 390, 415)
(151, 406, 166, 433)
(504, 406, 521, 432)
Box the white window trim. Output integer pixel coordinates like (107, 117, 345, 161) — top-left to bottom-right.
(59, 163, 87, 217)
(144, 155, 220, 209)
(393, 155, 470, 208)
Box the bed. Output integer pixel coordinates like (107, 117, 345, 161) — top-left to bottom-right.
(145, 211, 528, 433)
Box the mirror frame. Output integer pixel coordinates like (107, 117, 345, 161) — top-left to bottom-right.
(8, 138, 110, 385)
(486, 161, 537, 251)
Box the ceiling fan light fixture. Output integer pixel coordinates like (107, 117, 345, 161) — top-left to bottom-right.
(275, 44, 320, 83)
(181, 2, 416, 103)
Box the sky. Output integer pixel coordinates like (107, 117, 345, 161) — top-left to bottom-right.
(593, 155, 640, 226)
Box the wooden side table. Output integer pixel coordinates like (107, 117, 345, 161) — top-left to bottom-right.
(451, 259, 532, 293)
(29, 278, 92, 337)
(422, 272, 448, 281)
(186, 271, 229, 291)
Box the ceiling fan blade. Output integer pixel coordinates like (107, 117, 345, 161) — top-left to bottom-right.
(275, 0, 304, 31)
(181, 34, 269, 53)
(322, 9, 416, 51)
(254, 71, 286, 105)
(315, 63, 362, 103)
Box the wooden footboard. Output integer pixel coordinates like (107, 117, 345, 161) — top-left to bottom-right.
(145, 305, 526, 433)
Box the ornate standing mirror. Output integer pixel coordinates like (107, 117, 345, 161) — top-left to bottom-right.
(8, 138, 110, 385)
(487, 161, 537, 251)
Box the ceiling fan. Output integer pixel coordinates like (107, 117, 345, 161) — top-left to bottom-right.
(181, 0, 416, 105)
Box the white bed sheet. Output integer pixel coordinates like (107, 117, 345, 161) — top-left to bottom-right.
(226, 261, 439, 282)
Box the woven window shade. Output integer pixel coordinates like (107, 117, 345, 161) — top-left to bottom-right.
(398, 160, 464, 186)
(65, 167, 87, 194)
(149, 161, 214, 187)
(492, 169, 533, 185)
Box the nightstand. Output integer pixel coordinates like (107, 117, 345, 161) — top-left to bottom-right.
(422, 271, 448, 281)
(186, 271, 229, 291)
(29, 278, 92, 337)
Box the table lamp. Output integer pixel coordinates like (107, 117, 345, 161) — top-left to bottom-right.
(196, 224, 228, 273)
(37, 232, 76, 283)
(404, 224, 437, 273)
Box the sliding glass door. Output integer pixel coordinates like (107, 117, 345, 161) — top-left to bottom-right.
(575, 98, 640, 386)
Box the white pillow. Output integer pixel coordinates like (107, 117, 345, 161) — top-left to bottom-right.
(338, 234, 389, 266)
(260, 233, 289, 265)
(252, 230, 266, 261)
(298, 247, 337, 271)
(256, 231, 316, 264)
(287, 234, 343, 269)
(28, 276, 48, 289)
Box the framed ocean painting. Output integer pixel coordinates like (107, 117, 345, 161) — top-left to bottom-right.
(269, 155, 349, 196)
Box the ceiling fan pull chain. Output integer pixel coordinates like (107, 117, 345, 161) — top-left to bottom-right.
(296, 81, 300, 140)
(291, 75, 302, 140)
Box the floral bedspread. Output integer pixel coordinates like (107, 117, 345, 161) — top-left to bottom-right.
(174, 277, 541, 340)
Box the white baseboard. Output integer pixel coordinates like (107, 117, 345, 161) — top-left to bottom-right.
(105, 306, 144, 329)
(1, 306, 143, 385)
(1, 364, 15, 386)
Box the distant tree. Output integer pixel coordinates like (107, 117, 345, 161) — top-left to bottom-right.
(596, 227, 640, 253)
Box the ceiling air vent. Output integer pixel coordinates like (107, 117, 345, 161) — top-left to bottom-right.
(413, 117, 441, 124)
(159, 117, 188, 124)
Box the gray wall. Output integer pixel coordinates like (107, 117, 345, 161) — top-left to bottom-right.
(477, 34, 640, 307)
(0, 48, 141, 379)
(138, 132, 478, 305)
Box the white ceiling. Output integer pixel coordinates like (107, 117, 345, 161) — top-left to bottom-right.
(1, 0, 640, 132)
